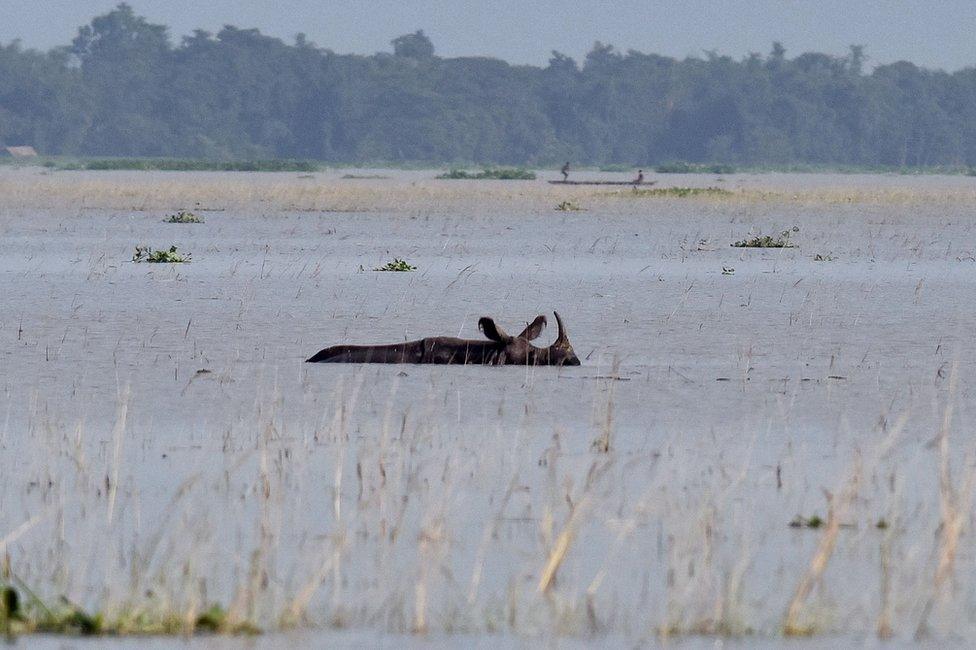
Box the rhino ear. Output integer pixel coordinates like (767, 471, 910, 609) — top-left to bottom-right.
(516, 315, 547, 341)
(478, 317, 509, 342)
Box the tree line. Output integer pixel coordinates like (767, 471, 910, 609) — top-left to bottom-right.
(2, 3, 975, 167)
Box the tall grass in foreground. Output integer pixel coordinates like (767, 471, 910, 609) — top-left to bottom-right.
(1, 366, 974, 641)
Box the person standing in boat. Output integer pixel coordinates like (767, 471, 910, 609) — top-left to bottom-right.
(633, 169, 644, 185)
(561, 162, 570, 181)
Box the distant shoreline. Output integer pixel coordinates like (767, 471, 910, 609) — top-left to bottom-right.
(2, 157, 975, 178)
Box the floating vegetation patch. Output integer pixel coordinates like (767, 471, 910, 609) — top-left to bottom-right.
(655, 162, 736, 174)
(163, 210, 203, 223)
(373, 258, 416, 272)
(732, 228, 799, 248)
(813, 253, 835, 261)
(554, 200, 582, 211)
(629, 187, 733, 198)
(436, 168, 536, 180)
(341, 174, 389, 179)
(80, 159, 318, 172)
(132, 245, 191, 263)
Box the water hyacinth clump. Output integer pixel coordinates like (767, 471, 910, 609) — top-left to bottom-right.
(163, 210, 204, 223)
(732, 228, 799, 248)
(132, 245, 191, 263)
(373, 258, 416, 272)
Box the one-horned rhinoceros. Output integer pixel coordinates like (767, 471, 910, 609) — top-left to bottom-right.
(306, 311, 581, 366)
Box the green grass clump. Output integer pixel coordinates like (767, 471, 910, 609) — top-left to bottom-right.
(436, 168, 536, 180)
(1, 579, 256, 637)
(788, 514, 823, 529)
(373, 258, 416, 272)
(554, 200, 582, 211)
(163, 210, 204, 223)
(732, 228, 798, 248)
(630, 187, 733, 198)
(81, 159, 318, 172)
(132, 245, 191, 263)
(655, 162, 736, 174)
(2, 581, 102, 636)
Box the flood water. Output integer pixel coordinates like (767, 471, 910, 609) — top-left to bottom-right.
(1, 169, 975, 644)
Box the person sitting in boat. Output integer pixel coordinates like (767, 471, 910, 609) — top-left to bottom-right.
(633, 169, 644, 185)
(561, 162, 570, 181)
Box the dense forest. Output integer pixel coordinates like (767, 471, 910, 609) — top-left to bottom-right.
(2, 3, 976, 167)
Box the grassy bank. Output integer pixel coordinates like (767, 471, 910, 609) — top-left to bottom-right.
(626, 187, 734, 198)
(66, 159, 319, 172)
(436, 168, 536, 180)
(654, 161, 976, 176)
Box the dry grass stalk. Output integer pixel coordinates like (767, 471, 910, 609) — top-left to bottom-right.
(783, 458, 862, 636)
(467, 473, 521, 604)
(915, 365, 976, 639)
(877, 525, 893, 639)
(280, 540, 338, 628)
(105, 388, 130, 525)
(0, 514, 44, 559)
(592, 357, 620, 453)
(538, 460, 612, 594)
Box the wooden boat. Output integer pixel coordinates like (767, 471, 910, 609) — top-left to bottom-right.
(547, 180, 657, 186)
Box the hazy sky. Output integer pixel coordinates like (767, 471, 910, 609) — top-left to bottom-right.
(3, 1, 975, 71)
